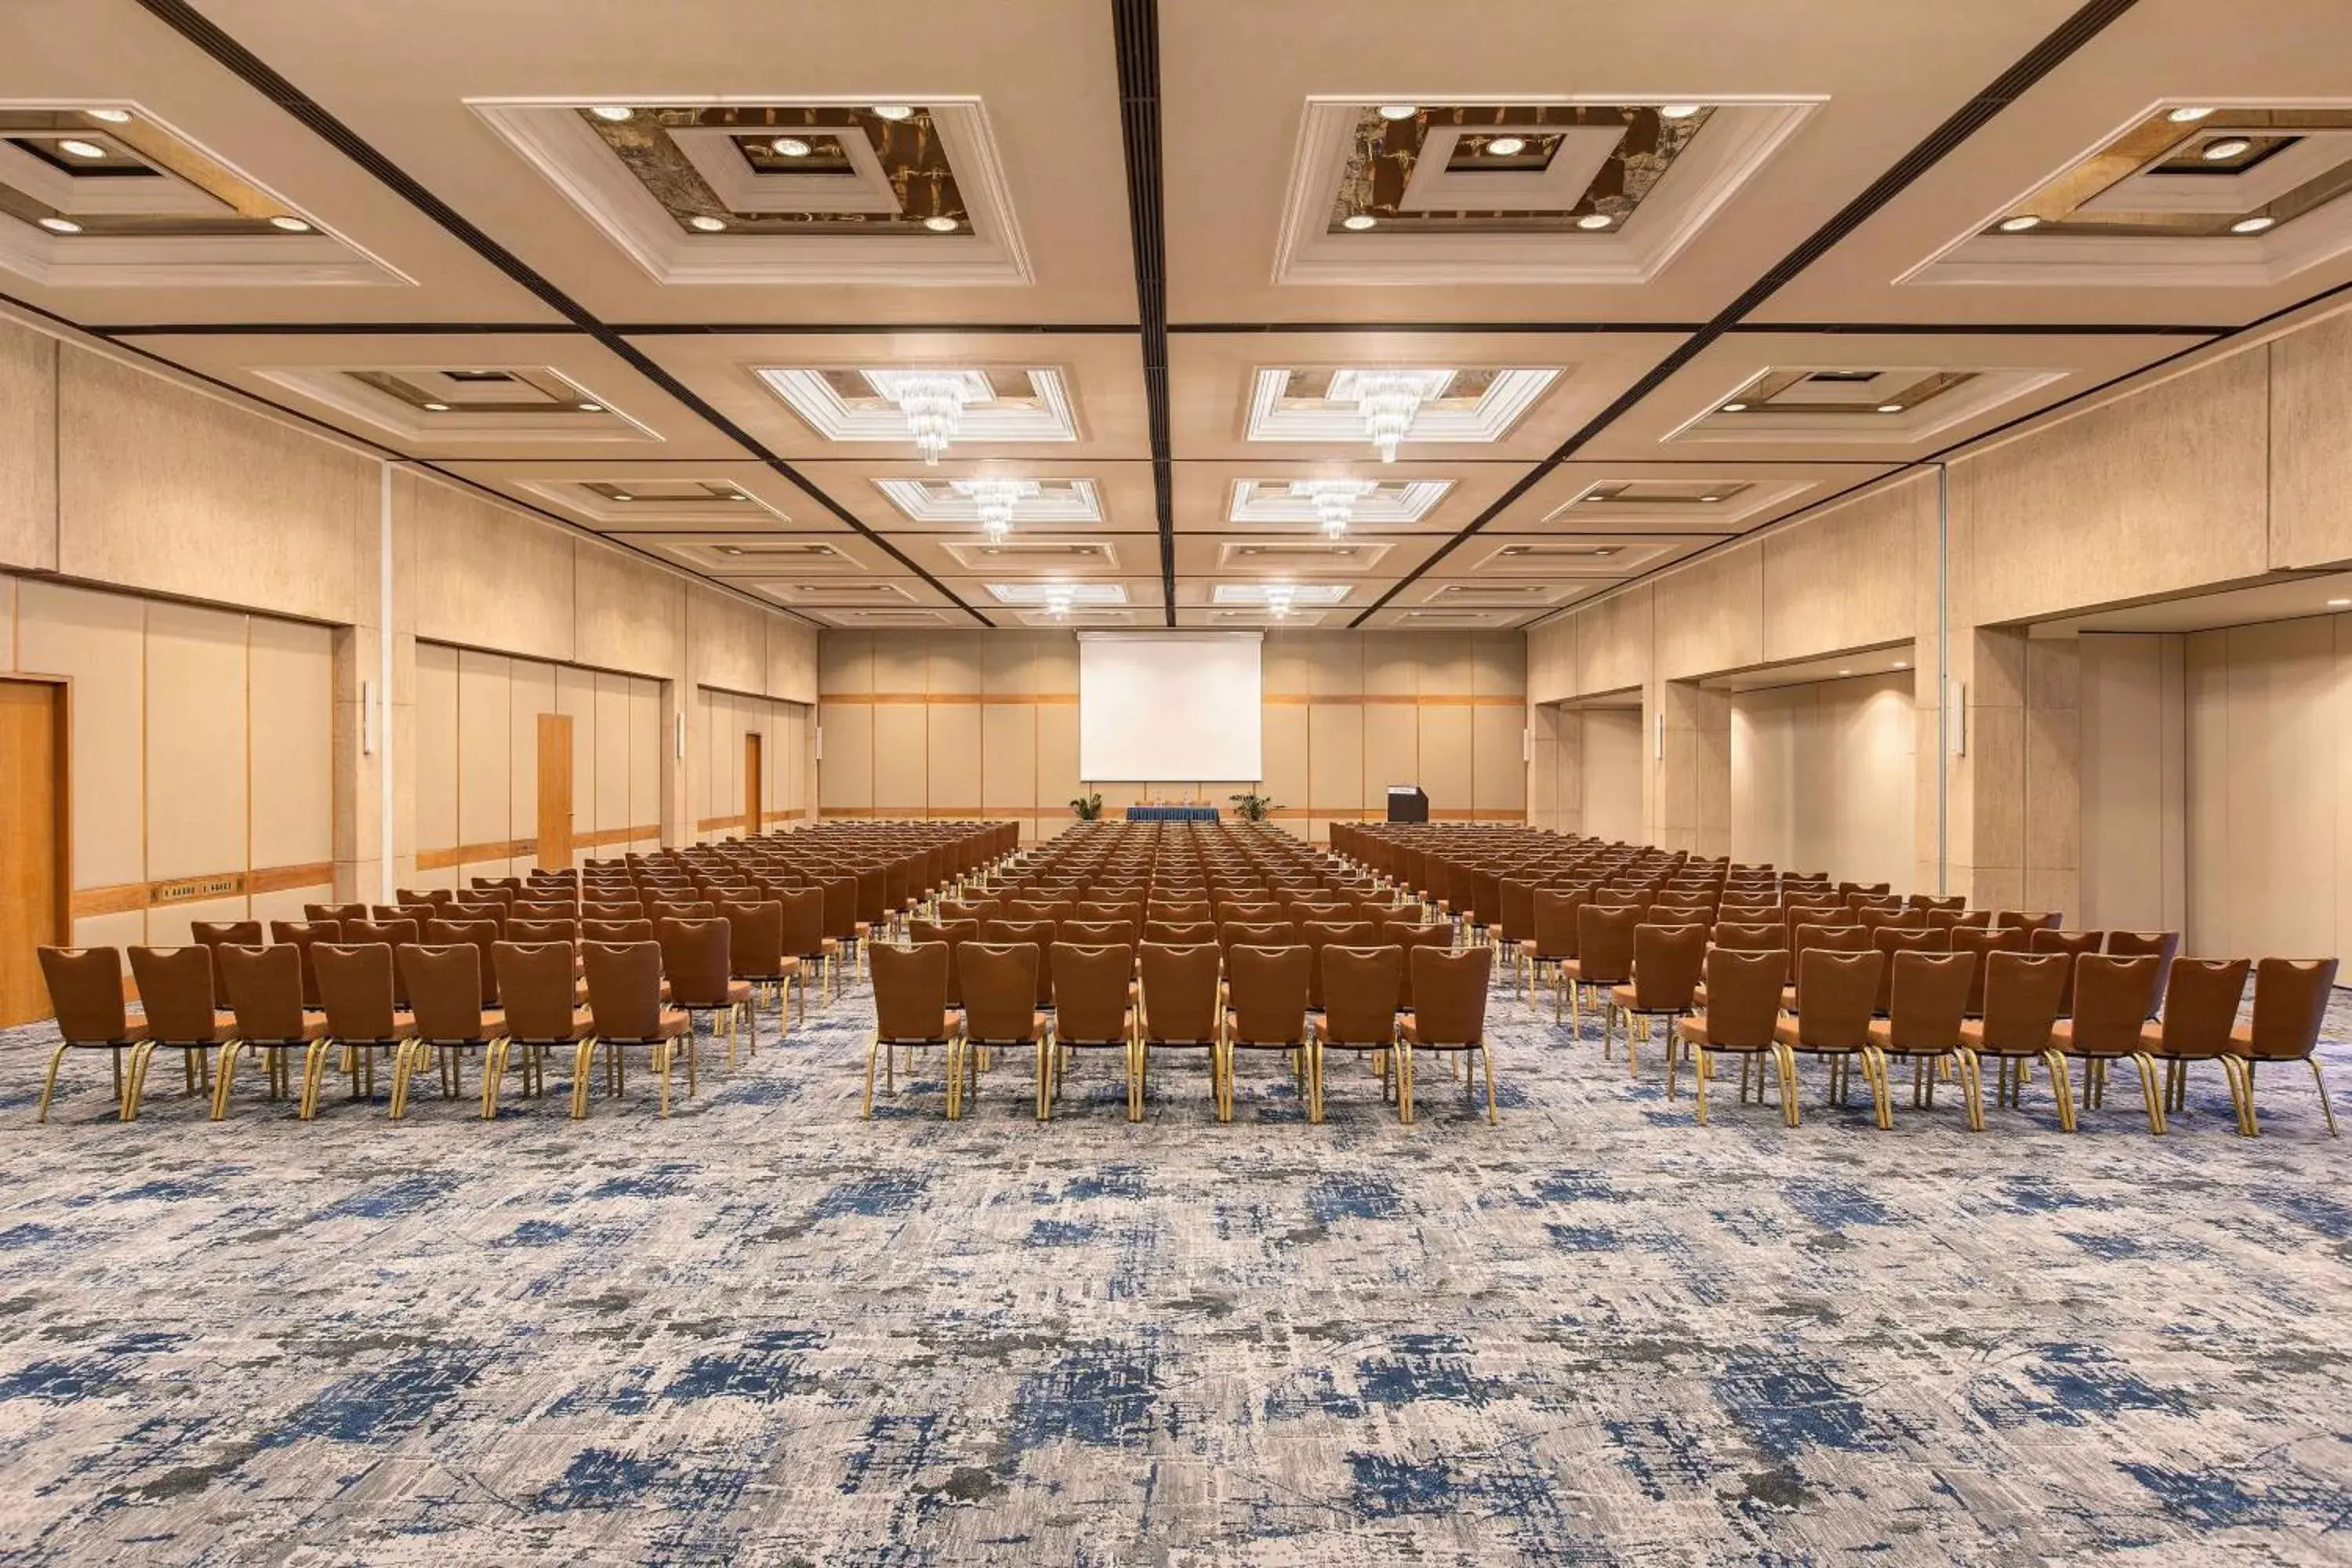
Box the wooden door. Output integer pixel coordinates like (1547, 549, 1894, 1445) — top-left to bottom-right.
(535, 713, 575, 871)
(744, 733, 764, 837)
(0, 681, 67, 1028)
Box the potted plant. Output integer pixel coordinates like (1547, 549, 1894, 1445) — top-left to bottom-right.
(1070, 791, 1104, 821)
(1228, 790, 1279, 823)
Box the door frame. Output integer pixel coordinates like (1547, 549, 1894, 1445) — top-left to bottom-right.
(0, 673, 73, 948)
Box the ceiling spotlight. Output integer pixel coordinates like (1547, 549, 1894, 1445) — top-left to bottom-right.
(37, 216, 82, 234)
(1876, 403, 1904, 414)
(1046, 586, 1073, 619)
(58, 139, 107, 160)
(1700, 494, 1723, 503)
(86, 108, 132, 124)
(1838, 669, 1853, 677)
(1485, 136, 1527, 157)
(269, 215, 312, 232)
(1893, 660, 1911, 669)
(590, 105, 633, 122)
(1377, 104, 1418, 121)
(869, 370, 974, 464)
(2231, 215, 2275, 234)
(2168, 106, 2215, 123)
(872, 105, 914, 121)
(771, 136, 812, 157)
(923, 215, 960, 233)
(423, 401, 451, 412)
(688, 215, 728, 232)
(576, 401, 604, 412)
(2202, 138, 2252, 161)
(729, 490, 752, 499)
(612, 492, 634, 503)
(2329, 598, 2351, 608)
(1998, 215, 2041, 232)
(1719, 402, 1747, 413)
(1342, 213, 1377, 231)
(1658, 104, 1700, 120)
(1575, 212, 1613, 230)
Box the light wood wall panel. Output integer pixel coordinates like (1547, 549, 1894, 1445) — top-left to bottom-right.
(2078, 633, 2187, 932)
(1730, 673, 1917, 890)
(18, 583, 147, 895)
(0, 320, 56, 574)
(1581, 709, 1644, 844)
(2269, 310, 2352, 571)
(143, 603, 248, 883)
(1655, 543, 1763, 680)
(1762, 479, 1926, 665)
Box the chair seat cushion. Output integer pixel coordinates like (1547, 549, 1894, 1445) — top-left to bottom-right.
(67, 1023, 146, 1047)
(728, 979, 753, 1004)
(821, 938, 841, 956)
(1310, 1015, 1392, 1048)
(1060, 1011, 1136, 1046)
(1224, 1009, 1306, 1048)
(1398, 1014, 1478, 1050)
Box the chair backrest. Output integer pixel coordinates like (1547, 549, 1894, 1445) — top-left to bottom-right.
(2030, 927, 2106, 1012)
(2066, 954, 2164, 1055)
(348, 917, 422, 949)
(220, 942, 307, 1042)
(1051, 943, 1131, 1044)
(1791, 949, 1882, 1050)
(2104, 930, 2181, 1000)
(1319, 946, 1404, 1048)
(820, 877, 860, 942)
(2152, 957, 2249, 1055)
(583, 917, 655, 945)
(1225, 946, 1310, 1045)
(1858, 907, 1926, 934)
(37, 946, 129, 1044)
(1996, 909, 2061, 931)
(1144, 919, 1216, 946)
(871, 941, 951, 1043)
(1630, 924, 1707, 1011)
(126, 946, 218, 1044)
(1869, 927, 1944, 1010)
(2245, 958, 2341, 1060)
(1140, 943, 1221, 1044)
(718, 900, 786, 977)
(399, 944, 491, 1042)
(1697, 949, 1785, 1051)
(1531, 888, 1585, 960)
(1575, 905, 1642, 986)
(422, 918, 501, 1004)
(1973, 951, 2068, 1052)
(506, 917, 578, 946)
(1950, 927, 2027, 1011)
(656, 918, 733, 1007)
(1711, 921, 1786, 953)
(961, 942, 1041, 1042)
(304, 902, 368, 925)
(1219, 920, 1298, 952)
(1385, 923, 1453, 1008)
(1410, 946, 1493, 1047)
(579, 941, 665, 1040)
(1880, 951, 1973, 1051)
(1060, 920, 1138, 951)
(313, 943, 400, 1040)
(269, 920, 343, 1007)
(493, 942, 583, 1042)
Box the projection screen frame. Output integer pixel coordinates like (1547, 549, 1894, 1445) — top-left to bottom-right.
(1076, 630, 1265, 783)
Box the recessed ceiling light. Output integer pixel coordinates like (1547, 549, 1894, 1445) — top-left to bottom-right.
(268, 215, 311, 232)
(2330, 598, 2350, 608)
(1377, 104, 1418, 121)
(1838, 669, 1853, 677)
(86, 108, 132, 124)
(1485, 136, 1527, 157)
(1700, 494, 1723, 503)
(1659, 103, 1701, 120)
(1341, 214, 1377, 231)
(1893, 661, 1910, 669)
(1575, 212, 1613, 230)
(423, 401, 451, 412)
(612, 492, 633, 502)
(2231, 215, 2275, 234)
(771, 136, 812, 158)
(2168, 106, 2215, 123)
(1876, 403, 1904, 414)
(2202, 138, 2252, 161)
(730, 491, 751, 499)
(590, 105, 633, 122)
(688, 215, 727, 232)
(37, 216, 81, 234)
(872, 105, 914, 121)
(576, 401, 603, 412)
(1719, 402, 1747, 413)
(58, 139, 107, 160)
(1998, 215, 2041, 232)
(923, 215, 959, 233)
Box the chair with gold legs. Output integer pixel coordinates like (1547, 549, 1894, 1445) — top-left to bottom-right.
(720, 898, 800, 1044)
(1136, 942, 1223, 1117)
(2226, 957, 2342, 1138)
(32, 947, 145, 1123)
(957, 942, 1048, 1121)
(1396, 944, 1496, 1126)
(1563, 903, 1641, 1054)
(1312, 944, 1405, 1115)
(864, 940, 961, 1119)
(1044, 942, 1138, 1121)
(1774, 949, 1888, 1127)
(213, 944, 328, 1121)
(1865, 950, 1983, 1131)
(1957, 952, 2067, 1116)
(488, 941, 587, 1118)
(657, 916, 746, 1081)
(1680, 947, 1792, 1127)
(1221, 945, 1316, 1123)
(392, 944, 503, 1120)
(579, 940, 691, 1118)
(310, 943, 414, 1120)
(1521, 887, 1584, 1014)
(2045, 953, 2165, 1133)
(1610, 921, 1706, 1090)
(124, 946, 234, 1116)
(2132, 957, 2247, 1134)
(773, 887, 835, 1011)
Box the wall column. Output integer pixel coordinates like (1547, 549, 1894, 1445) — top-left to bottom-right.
(1654, 679, 1732, 857)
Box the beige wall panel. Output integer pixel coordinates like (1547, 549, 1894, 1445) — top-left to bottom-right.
(2267, 312, 2352, 570)
(1527, 622, 1574, 705)
(2221, 618, 2336, 961)
(1762, 480, 1924, 664)
(1032, 633, 1080, 694)
(1261, 702, 1309, 811)
(73, 909, 145, 956)
(1310, 702, 1366, 815)
(0, 577, 16, 670)
(1303, 635, 1364, 697)
(1655, 543, 1763, 679)
(1262, 633, 1314, 698)
(1472, 705, 1526, 815)
(691, 689, 715, 828)
(981, 631, 1040, 693)
(1470, 632, 1526, 698)
(456, 649, 511, 857)
(414, 641, 460, 856)
(1035, 701, 1081, 814)
(872, 704, 929, 810)
(1363, 634, 1421, 697)
(627, 678, 662, 837)
(506, 658, 555, 847)
(1360, 702, 1418, 808)
(575, 545, 681, 679)
(768, 620, 818, 705)
(1417, 706, 1474, 812)
(0, 321, 56, 573)
(818, 702, 873, 812)
(554, 666, 597, 841)
(927, 703, 982, 811)
(1416, 633, 1475, 697)
(250, 884, 329, 928)
(981, 703, 1037, 811)
(1576, 586, 1652, 695)
(2183, 630, 2230, 956)
(1961, 350, 2271, 626)
(593, 673, 632, 835)
(689, 586, 767, 696)
(1527, 702, 1559, 826)
(1582, 709, 1645, 844)
(405, 480, 574, 663)
(783, 704, 810, 816)
(2078, 635, 2173, 931)
(249, 615, 333, 872)
(142, 602, 247, 883)
(147, 893, 249, 953)
(19, 584, 146, 889)
(870, 637, 927, 695)
(924, 635, 984, 696)
(819, 630, 873, 695)
(59, 350, 368, 625)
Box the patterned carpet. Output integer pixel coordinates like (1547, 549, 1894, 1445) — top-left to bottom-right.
(3, 966, 2352, 1566)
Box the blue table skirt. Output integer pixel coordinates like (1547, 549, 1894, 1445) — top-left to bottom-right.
(1123, 805, 1221, 822)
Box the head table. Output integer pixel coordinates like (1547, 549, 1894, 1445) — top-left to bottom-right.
(1123, 805, 1221, 822)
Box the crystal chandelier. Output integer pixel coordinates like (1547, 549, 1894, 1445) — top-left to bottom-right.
(869, 371, 975, 464)
(1295, 479, 1377, 539)
(952, 477, 1038, 545)
(1045, 586, 1073, 619)
(1347, 370, 1450, 462)
(1264, 584, 1296, 621)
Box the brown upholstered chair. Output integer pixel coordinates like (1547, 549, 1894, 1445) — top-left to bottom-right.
(214, 943, 328, 1121)
(864, 940, 959, 1119)
(506, 917, 579, 948)
(1398, 945, 1496, 1126)
(1047, 943, 1139, 1122)
(268, 920, 343, 1010)
(1061, 919, 1138, 953)
(191, 920, 263, 1004)
(2136, 957, 2248, 1134)
(303, 902, 368, 926)
(1679, 949, 1791, 1127)
(1610, 924, 1707, 1089)
(310, 943, 413, 1119)
(1869, 927, 1947, 1013)
(1522, 887, 1584, 1012)
(771, 887, 835, 1006)
(578, 940, 689, 1118)
(2030, 928, 2106, 1014)
(2227, 958, 2342, 1138)
(124, 945, 233, 1115)
(33, 946, 142, 1123)
(395, 944, 503, 1120)
(1145, 920, 1216, 946)
(423, 918, 502, 1007)
(1773, 949, 1887, 1127)
(1222, 946, 1314, 1123)
(489, 941, 587, 1118)
(1312, 946, 1405, 1112)
(959, 942, 1047, 1120)
(1996, 909, 2061, 932)
(1865, 952, 1980, 1129)
(2106, 930, 2183, 1013)
(583, 917, 655, 945)
(1564, 905, 1640, 1048)
(2045, 954, 2165, 1133)
(1137, 942, 1222, 1115)
(1959, 952, 2069, 1116)
(1951, 926, 2031, 1015)
(982, 919, 1058, 1006)
(659, 916, 750, 1072)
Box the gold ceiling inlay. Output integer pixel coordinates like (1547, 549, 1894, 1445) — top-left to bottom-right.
(1327, 104, 1712, 234)
(1724, 368, 1978, 416)
(347, 368, 600, 414)
(583, 106, 967, 234)
(1987, 108, 2352, 238)
(0, 108, 308, 238)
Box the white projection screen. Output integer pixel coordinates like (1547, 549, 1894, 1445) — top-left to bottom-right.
(1078, 633, 1263, 782)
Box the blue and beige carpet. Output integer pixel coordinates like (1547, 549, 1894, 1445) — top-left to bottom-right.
(2, 972, 2351, 1565)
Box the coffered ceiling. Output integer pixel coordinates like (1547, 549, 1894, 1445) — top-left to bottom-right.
(5, 0, 2350, 630)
